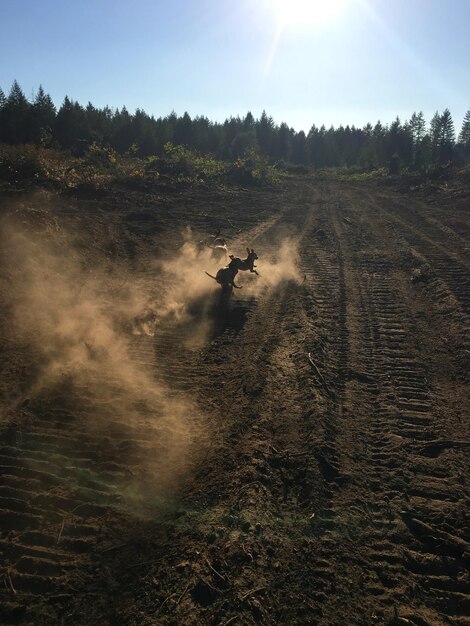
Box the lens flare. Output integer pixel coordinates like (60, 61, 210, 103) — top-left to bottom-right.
(272, 0, 347, 28)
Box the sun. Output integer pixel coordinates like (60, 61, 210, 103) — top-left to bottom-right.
(271, 0, 348, 28)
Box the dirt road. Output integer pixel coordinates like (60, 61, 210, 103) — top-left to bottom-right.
(0, 176, 469, 625)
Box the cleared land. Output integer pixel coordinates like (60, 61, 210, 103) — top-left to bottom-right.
(0, 171, 469, 625)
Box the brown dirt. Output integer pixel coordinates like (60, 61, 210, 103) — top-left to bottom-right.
(0, 174, 469, 625)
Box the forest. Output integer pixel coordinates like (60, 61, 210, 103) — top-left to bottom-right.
(1, 80, 469, 169)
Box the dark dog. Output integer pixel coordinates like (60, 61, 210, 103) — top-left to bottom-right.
(229, 248, 259, 274)
(205, 248, 259, 290)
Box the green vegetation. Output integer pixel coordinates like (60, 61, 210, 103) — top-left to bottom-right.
(0, 140, 281, 192)
(1, 81, 469, 174)
(0, 80, 469, 196)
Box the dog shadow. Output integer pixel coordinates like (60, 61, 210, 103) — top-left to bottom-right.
(174, 289, 255, 345)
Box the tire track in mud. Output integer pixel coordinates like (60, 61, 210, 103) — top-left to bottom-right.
(346, 187, 470, 321)
(317, 186, 470, 625)
(384, 210, 470, 318)
(0, 388, 122, 620)
(259, 189, 354, 623)
(0, 305, 207, 620)
(0, 352, 199, 624)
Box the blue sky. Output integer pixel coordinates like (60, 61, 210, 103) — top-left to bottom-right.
(1, 0, 468, 132)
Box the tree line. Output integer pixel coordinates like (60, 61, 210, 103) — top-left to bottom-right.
(1, 80, 469, 169)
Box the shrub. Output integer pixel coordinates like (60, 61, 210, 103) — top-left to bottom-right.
(0, 144, 44, 183)
(227, 149, 281, 186)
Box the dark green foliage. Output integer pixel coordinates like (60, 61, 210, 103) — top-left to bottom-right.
(0, 80, 467, 171)
(457, 109, 470, 161)
(227, 149, 280, 186)
(256, 110, 275, 155)
(32, 85, 56, 145)
(458, 109, 470, 146)
(2, 81, 31, 144)
(230, 130, 259, 158)
(0, 144, 44, 183)
(439, 108, 455, 163)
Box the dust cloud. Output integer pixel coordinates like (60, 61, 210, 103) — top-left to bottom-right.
(243, 238, 301, 296)
(0, 209, 301, 512)
(133, 232, 302, 345)
(0, 215, 209, 511)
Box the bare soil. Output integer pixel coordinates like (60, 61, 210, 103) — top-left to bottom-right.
(0, 172, 469, 625)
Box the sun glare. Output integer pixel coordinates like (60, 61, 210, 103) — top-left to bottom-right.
(272, 0, 348, 28)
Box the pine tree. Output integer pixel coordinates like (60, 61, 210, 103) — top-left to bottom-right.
(32, 85, 56, 145)
(230, 130, 259, 158)
(458, 109, 470, 161)
(372, 121, 387, 165)
(111, 107, 135, 152)
(243, 112, 255, 131)
(429, 111, 442, 163)
(192, 115, 210, 152)
(306, 124, 319, 166)
(458, 109, 470, 145)
(439, 108, 455, 162)
(220, 116, 237, 158)
(273, 122, 292, 162)
(387, 117, 402, 158)
(174, 112, 193, 146)
(3, 80, 32, 143)
(54, 96, 89, 150)
(256, 110, 275, 156)
(0, 87, 6, 142)
(409, 111, 426, 168)
(291, 130, 307, 164)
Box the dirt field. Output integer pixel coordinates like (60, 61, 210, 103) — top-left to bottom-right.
(0, 172, 469, 625)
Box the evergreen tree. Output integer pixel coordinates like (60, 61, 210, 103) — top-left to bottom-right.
(191, 115, 210, 152)
(409, 111, 426, 169)
(32, 85, 56, 145)
(54, 96, 89, 150)
(306, 124, 319, 166)
(323, 126, 340, 166)
(291, 130, 307, 164)
(111, 106, 135, 152)
(231, 130, 259, 158)
(273, 122, 292, 162)
(174, 111, 193, 146)
(133, 109, 157, 156)
(222, 116, 242, 159)
(387, 117, 402, 159)
(372, 121, 387, 165)
(243, 112, 255, 131)
(3, 80, 32, 143)
(359, 123, 378, 168)
(458, 109, 470, 145)
(458, 109, 470, 161)
(207, 124, 222, 156)
(429, 111, 442, 163)
(0, 87, 6, 142)
(439, 108, 455, 162)
(256, 110, 275, 156)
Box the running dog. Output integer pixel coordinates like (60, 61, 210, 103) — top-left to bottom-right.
(229, 248, 259, 275)
(205, 248, 258, 290)
(210, 238, 228, 263)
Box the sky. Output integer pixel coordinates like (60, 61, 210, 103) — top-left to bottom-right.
(0, 0, 469, 132)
